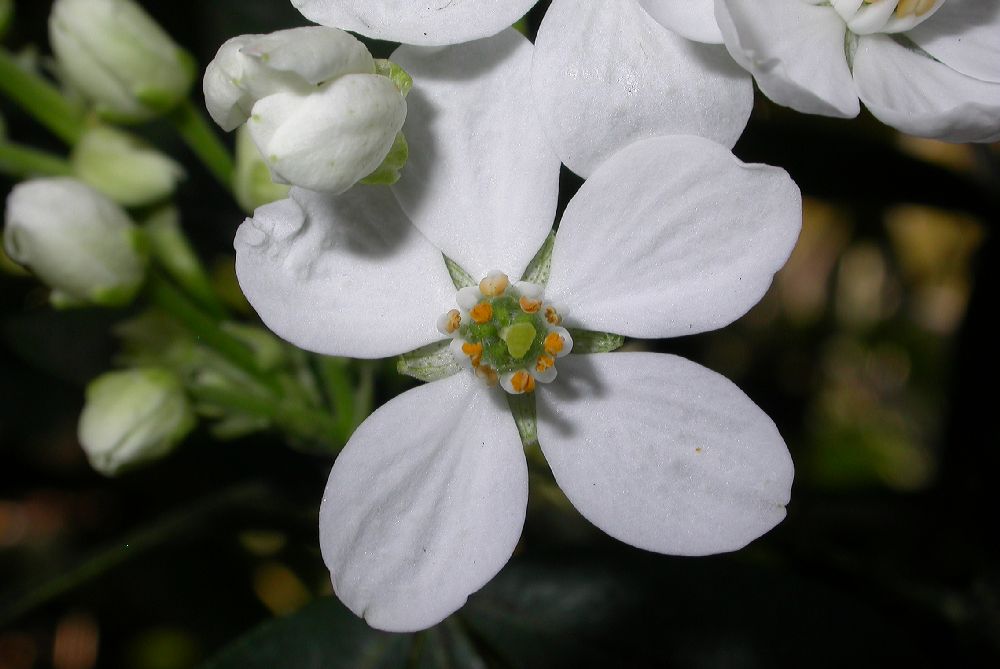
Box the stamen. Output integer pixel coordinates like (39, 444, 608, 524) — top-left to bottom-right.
(544, 306, 561, 325)
(510, 370, 535, 394)
(462, 341, 483, 366)
(544, 331, 565, 356)
(519, 295, 542, 313)
(915, 0, 937, 15)
(475, 364, 499, 386)
(470, 302, 493, 324)
(479, 271, 510, 297)
(895, 0, 918, 16)
(535, 355, 555, 373)
(436, 309, 462, 335)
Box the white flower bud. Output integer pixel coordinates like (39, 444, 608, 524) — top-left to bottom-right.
(204, 26, 406, 194)
(71, 125, 185, 207)
(48, 0, 195, 122)
(3, 178, 148, 307)
(78, 368, 195, 476)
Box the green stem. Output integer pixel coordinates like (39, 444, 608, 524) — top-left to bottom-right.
(0, 47, 87, 145)
(167, 98, 234, 190)
(0, 140, 73, 178)
(190, 384, 343, 448)
(146, 272, 281, 394)
(0, 483, 270, 626)
(318, 356, 357, 440)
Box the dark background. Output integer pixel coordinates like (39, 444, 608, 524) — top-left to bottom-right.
(2, 1, 998, 667)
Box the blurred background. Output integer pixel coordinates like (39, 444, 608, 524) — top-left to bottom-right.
(1, 1, 998, 667)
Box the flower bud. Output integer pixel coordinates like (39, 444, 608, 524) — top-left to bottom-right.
(48, 0, 195, 122)
(3, 177, 148, 307)
(71, 125, 185, 207)
(233, 125, 289, 213)
(204, 26, 407, 194)
(0, 0, 13, 41)
(78, 368, 195, 476)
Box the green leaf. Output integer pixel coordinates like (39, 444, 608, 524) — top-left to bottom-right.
(520, 232, 555, 286)
(397, 340, 461, 383)
(443, 255, 476, 289)
(200, 596, 411, 669)
(506, 391, 537, 449)
(566, 329, 624, 354)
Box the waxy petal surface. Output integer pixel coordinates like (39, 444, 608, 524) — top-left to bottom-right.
(320, 374, 527, 631)
(538, 353, 793, 556)
(638, 0, 723, 43)
(546, 136, 801, 339)
(907, 0, 1000, 84)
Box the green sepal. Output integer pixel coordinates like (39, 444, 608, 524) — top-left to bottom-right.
(567, 328, 625, 354)
(359, 132, 408, 186)
(520, 231, 555, 286)
(443, 255, 476, 289)
(506, 391, 538, 449)
(373, 59, 413, 97)
(397, 340, 461, 383)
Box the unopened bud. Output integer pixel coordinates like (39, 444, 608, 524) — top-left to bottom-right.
(78, 368, 194, 476)
(71, 125, 185, 206)
(3, 178, 148, 307)
(204, 26, 407, 194)
(49, 0, 195, 122)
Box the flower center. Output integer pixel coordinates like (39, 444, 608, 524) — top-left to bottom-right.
(862, 0, 938, 17)
(436, 271, 573, 394)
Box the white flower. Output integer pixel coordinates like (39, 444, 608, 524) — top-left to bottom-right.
(715, 0, 1000, 142)
(233, 30, 801, 632)
(204, 26, 407, 194)
(48, 0, 195, 122)
(291, 0, 540, 46)
(3, 178, 147, 308)
(78, 367, 195, 476)
(531, 0, 752, 177)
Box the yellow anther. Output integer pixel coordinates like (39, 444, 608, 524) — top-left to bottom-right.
(470, 302, 493, 324)
(510, 370, 536, 394)
(544, 332, 565, 356)
(915, 0, 937, 15)
(462, 341, 483, 367)
(544, 306, 561, 325)
(535, 355, 555, 373)
(444, 309, 461, 334)
(475, 365, 499, 387)
(519, 295, 542, 313)
(479, 271, 509, 297)
(895, 0, 918, 16)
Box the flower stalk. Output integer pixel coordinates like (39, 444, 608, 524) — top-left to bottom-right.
(167, 98, 235, 190)
(0, 47, 87, 145)
(0, 140, 73, 178)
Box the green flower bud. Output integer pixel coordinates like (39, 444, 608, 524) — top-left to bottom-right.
(233, 125, 289, 213)
(48, 0, 195, 122)
(0, 0, 12, 41)
(71, 125, 185, 206)
(3, 177, 148, 307)
(78, 367, 195, 476)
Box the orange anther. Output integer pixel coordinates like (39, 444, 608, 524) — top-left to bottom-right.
(475, 365, 499, 386)
(470, 302, 493, 324)
(544, 332, 565, 356)
(479, 272, 510, 297)
(445, 309, 461, 333)
(519, 295, 541, 313)
(544, 306, 561, 325)
(510, 370, 536, 394)
(535, 355, 555, 373)
(461, 341, 483, 366)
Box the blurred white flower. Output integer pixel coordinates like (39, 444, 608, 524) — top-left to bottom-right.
(78, 367, 194, 476)
(234, 30, 800, 632)
(3, 177, 147, 307)
(49, 0, 195, 121)
(204, 26, 407, 194)
(71, 125, 185, 207)
(715, 0, 1000, 141)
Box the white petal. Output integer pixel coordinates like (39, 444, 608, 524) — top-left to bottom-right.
(234, 188, 455, 358)
(638, 0, 723, 43)
(537, 353, 793, 556)
(240, 26, 374, 85)
(532, 0, 751, 177)
(853, 34, 1000, 143)
(249, 74, 406, 194)
(320, 374, 527, 632)
(291, 0, 538, 46)
(907, 0, 1000, 83)
(546, 135, 801, 339)
(390, 30, 559, 279)
(715, 0, 860, 117)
